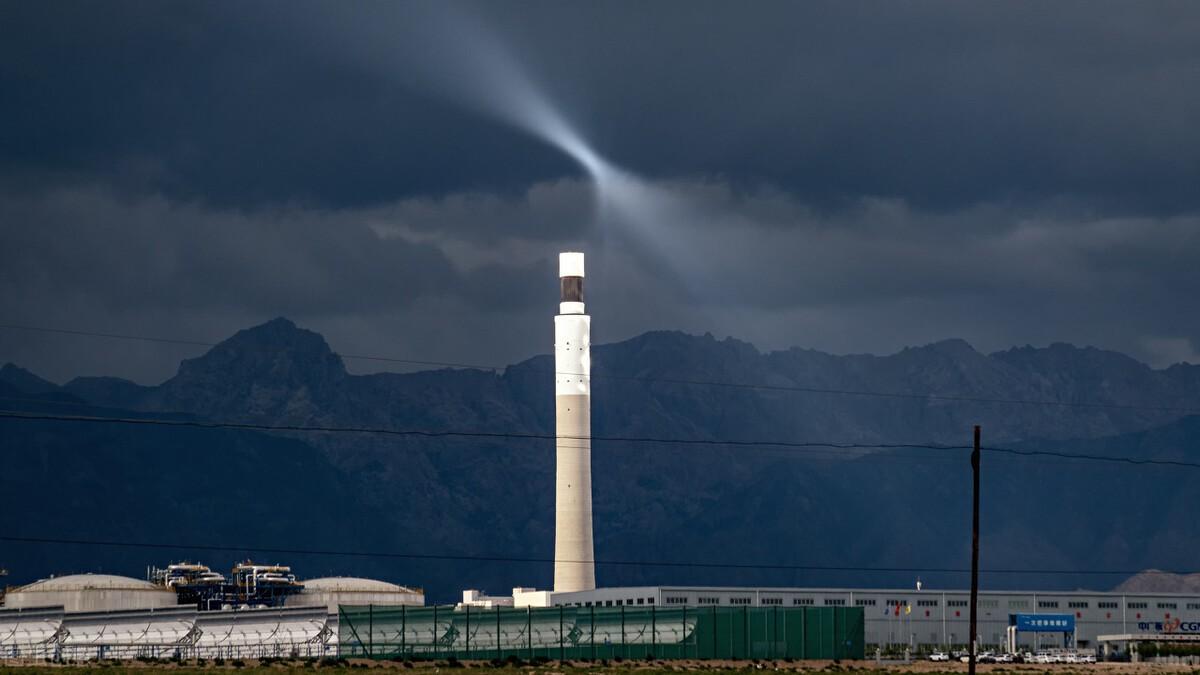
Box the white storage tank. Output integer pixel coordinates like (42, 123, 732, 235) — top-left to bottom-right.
(3, 574, 179, 612)
(287, 577, 423, 613)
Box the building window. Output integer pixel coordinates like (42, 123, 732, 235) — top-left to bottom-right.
(1128, 602, 1147, 609)
(917, 600, 938, 607)
(947, 600, 968, 608)
(636, 598, 644, 605)
(1068, 601, 1089, 609)
(698, 597, 719, 605)
(979, 599, 998, 608)
(792, 598, 814, 606)
(665, 596, 688, 605)
(762, 598, 782, 606)
(1098, 601, 1119, 609)
(855, 599, 876, 607)
(1158, 602, 1177, 609)
(886, 599, 907, 606)
(647, 598, 654, 604)
(1038, 601, 1059, 609)
(1187, 603, 1200, 610)
(1009, 600, 1029, 609)
(605, 601, 613, 607)
(730, 597, 751, 605)
(824, 598, 845, 606)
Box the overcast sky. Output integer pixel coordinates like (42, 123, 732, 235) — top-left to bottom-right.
(2, 1, 1199, 384)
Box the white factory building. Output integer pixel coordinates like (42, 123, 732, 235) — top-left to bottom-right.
(286, 577, 423, 614)
(2, 574, 178, 613)
(470, 584, 1200, 651)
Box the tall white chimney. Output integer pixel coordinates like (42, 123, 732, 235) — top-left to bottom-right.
(553, 251, 595, 592)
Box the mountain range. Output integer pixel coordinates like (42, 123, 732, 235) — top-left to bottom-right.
(2, 318, 1198, 602)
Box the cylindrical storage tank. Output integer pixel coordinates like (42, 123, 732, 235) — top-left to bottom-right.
(3, 574, 179, 612)
(287, 577, 423, 613)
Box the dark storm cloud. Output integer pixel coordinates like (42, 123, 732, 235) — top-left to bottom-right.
(0, 183, 576, 321)
(0, 186, 458, 315)
(2, 1, 1199, 383)
(3, 1, 1199, 212)
(0, 2, 578, 207)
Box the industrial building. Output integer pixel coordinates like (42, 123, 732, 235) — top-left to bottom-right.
(3, 565, 423, 615)
(2, 574, 178, 613)
(490, 584, 1200, 653)
(0, 574, 420, 661)
(149, 561, 304, 610)
(287, 577, 423, 614)
(0, 559, 425, 661)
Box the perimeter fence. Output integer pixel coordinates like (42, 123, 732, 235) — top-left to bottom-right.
(338, 604, 863, 661)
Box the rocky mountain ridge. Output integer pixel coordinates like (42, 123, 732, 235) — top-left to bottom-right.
(2, 318, 1198, 600)
(16, 317, 1198, 446)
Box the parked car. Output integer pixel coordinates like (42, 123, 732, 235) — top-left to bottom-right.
(928, 652, 950, 662)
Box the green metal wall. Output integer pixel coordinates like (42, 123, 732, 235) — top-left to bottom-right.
(338, 605, 864, 661)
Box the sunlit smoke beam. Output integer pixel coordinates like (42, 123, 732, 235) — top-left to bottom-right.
(413, 10, 711, 288)
(378, 4, 713, 286)
(591, 167, 718, 291)
(409, 9, 611, 185)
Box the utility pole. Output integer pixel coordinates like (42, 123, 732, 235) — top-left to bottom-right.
(968, 425, 981, 675)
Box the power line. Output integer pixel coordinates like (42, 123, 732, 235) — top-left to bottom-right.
(0, 399, 969, 467)
(0, 535, 1174, 577)
(0, 396, 1082, 466)
(4, 323, 1199, 416)
(0, 400, 1088, 467)
(1, 408, 1196, 470)
(980, 444, 1200, 469)
(0, 409, 967, 453)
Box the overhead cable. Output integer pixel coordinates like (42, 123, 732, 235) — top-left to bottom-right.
(0, 409, 1195, 469)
